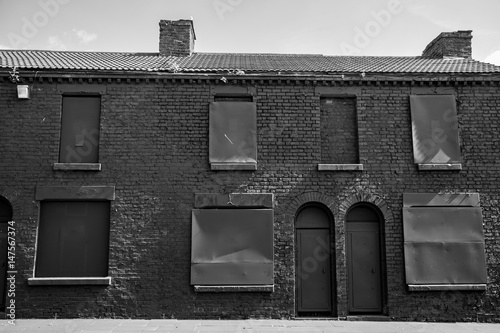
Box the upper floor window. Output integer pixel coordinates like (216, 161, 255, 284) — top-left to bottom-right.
(209, 96, 257, 170)
(318, 97, 363, 171)
(54, 95, 101, 171)
(409, 95, 461, 170)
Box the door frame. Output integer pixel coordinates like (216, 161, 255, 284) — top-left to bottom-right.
(294, 203, 336, 317)
(345, 202, 387, 315)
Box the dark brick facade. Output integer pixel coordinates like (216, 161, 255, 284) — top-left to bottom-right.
(1, 73, 499, 321)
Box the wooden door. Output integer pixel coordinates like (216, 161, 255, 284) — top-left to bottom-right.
(296, 205, 333, 315)
(346, 205, 383, 313)
(297, 229, 331, 312)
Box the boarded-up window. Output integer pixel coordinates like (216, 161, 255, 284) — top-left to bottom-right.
(59, 96, 101, 163)
(402, 193, 487, 290)
(209, 101, 257, 166)
(410, 95, 460, 164)
(191, 209, 273, 285)
(35, 201, 110, 277)
(320, 97, 359, 164)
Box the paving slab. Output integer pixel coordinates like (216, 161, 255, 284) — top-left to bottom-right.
(0, 319, 498, 333)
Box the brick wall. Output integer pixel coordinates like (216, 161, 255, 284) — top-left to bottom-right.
(320, 97, 359, 163)
(159, 20, 195, 56)
(1, 76, 499, 321)
(422, 30, 472, 58)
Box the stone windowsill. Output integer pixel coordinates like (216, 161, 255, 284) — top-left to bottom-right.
(408, 284, 486, 291)
(417, 163, 462, 171)
(53, 163, 102, 171)
(318, 164, 363, 171)
(210, 163, 257, 171)
(28, 277, 111, 286)
(193, 285, 274, 292)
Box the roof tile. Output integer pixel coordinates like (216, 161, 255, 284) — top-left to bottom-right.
(1, 50, 500, 74)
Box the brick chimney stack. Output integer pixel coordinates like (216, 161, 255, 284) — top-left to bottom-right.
(422, 30, 472, 59)
(159, 19, 196, 56)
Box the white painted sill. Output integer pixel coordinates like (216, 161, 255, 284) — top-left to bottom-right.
(53, 163, 102, 171)
(408, 284, 486, 291)
(318, 164, 363, 171)
(417, 163, 462, 171)
(210, 163, 257, 171)
(194, 285, 274, 292)
(28, 277, 111, 286)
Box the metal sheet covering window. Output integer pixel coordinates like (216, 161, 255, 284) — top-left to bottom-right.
(402, 193, 487, 290)
(35, 201, 110, 278)
(209, 101, 257, 165)
(409, 95, 460, 164)
(191, 209, 273, 285)
(59, 95, 101, 163)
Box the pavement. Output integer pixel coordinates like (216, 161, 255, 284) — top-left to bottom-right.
(0, 319, 499, 333)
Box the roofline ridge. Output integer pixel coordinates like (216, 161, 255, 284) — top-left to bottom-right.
(0, 49, 165, 56)
(191, 51, 326, 57)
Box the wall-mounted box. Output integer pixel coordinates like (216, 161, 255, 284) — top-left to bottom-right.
(17, 84, 30, 99)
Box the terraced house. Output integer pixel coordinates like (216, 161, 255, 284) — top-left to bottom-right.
(0, 19, 499, 321)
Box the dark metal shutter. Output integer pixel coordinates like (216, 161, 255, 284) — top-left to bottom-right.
(191, 209, 273, 285)
(59, 96, 101, 163)
(402, 193, 487, 288)
(409, 95, 460, 164)
(209, 102, 257, 164)
(35, 201, 110, 277)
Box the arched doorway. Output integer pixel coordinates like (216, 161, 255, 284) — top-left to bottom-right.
(0, 196, 13, 310)
(346, 203, 385, 314)
(295, 204, 335, 316)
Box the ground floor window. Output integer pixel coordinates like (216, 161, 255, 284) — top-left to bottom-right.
(191, 208, 274, 286)
(35, 201, 110, 278)
(403, 193, 487, 291)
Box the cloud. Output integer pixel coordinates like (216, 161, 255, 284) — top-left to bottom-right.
(47, 36, 67, 50)
(45, 29, 96, 51)
(484, 50, 500, 66)
(72, 29, 97, 44)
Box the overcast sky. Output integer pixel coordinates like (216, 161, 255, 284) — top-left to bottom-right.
(1, 0, 499, 65)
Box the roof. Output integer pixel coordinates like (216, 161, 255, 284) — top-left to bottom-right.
(1, 50, 500, 74)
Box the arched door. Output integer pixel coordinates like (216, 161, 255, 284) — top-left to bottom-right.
(0, 196, 13, 310)
(346, 204, 384, 313)
(295, 204, 334, 315)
